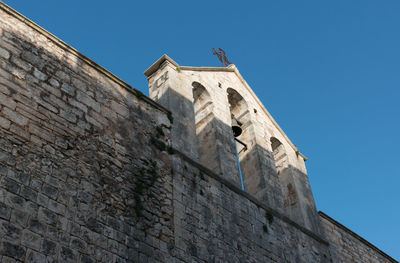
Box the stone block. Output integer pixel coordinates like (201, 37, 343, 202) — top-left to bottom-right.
(0, 202, 11, 220)
(77, 90, 100, 112)
(60, 246, 78, 262)
(2, 107, 28, 126)
(28, 124, 55, 143)
(0, 220, 21, 240)
(2, 178, 20, 194)
(10, 209, 28, 227)
(70, 237, 87, 252)
(111, 100, 129, 117)
(0, 241, 26, 261)
(21, 51, 44, 69)
(55, 70, 70, 82)
(0, 46, 10, 59)
(38, 207, 57, 225)
(0, 93, 17, 110)
(61, 83, 75, 96)
(25, 249, 46, 263)
(21, 229, 42, 250)
(41, 238, 57, 255)
(0, 115, 11, 130)
(9, 124, 30, 141)
(33, 68, 47, 81)
(10, 55, 32, 71)
(28, 218, 46, 235)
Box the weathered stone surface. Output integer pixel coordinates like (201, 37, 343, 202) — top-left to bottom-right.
(0, 2, 395, 263)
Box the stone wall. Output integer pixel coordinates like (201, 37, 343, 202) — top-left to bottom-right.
(0, 2, 397, 263)
(0, 4, 174, 262)
(320, 212, 397, 263)
(170, 151, 331, 263)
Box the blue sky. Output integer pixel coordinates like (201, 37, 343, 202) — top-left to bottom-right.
(4, 0, 399, 259)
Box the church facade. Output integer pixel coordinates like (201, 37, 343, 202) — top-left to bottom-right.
(0, 2, 396, 262)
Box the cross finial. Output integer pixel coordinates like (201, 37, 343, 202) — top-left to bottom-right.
(212, 48, 232, 67)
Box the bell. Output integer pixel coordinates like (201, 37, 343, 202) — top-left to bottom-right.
(231, 114, 243, 137)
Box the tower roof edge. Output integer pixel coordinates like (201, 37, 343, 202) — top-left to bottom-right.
(144, 54, 179, 77)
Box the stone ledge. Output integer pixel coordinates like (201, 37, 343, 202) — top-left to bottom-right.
(318, 211, 398, 263)
(174, 148, 329, 246)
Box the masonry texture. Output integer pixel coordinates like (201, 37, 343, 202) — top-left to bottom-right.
(0, 2, 397, 263)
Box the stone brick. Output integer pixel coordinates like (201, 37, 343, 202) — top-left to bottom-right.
(2, 106, 28, 126)
(0, 152, 15, 166)
(70, 237, 87, 252)
(71, 77, 87, 91)
(22, 229, 42, 250)
(48, 199, 66, 214)
(2, 178, 20, 194)
(77, 90, 100, 112)
(34, 95, 58, 113)
(38, 207, 57, 225)
(20, 186, 37, 201)
(41, 82, 61, 97)
(0, 67, 11, 79)
(55, 70, 70, 82)
(10, 124, 30, 141)
(25, 249, 46, 263)
(21, 51, 44, 69)
(68, 97, 88, 113)
(1, 61, 26, 79)
(42, 183, 58, 198)
(0, 220, 21, 240)
(111, 101, 129, 117)
(0, 92, 17, 110)
(1, 241, 26, 261)
(0, 46, 10, 59)
(61, 83, 75, 96)
(0, 202, 11, 220)
(81, 254, 96, 263)
(33, 68, 47, 81)
(0, 116, 11, 129)
(60, 246, 77, 262)
(28, 124, 55, 143)
(10, 209, 28, 227)
(10, 55, 32, 71)
(28, 218, 46, 235)
(41, 239, 57, 255)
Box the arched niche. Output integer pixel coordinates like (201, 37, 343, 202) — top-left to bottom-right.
(270, 137, 289, 175)
(192, 82, 219, 171)
(192, 82, 213, 126)
(270, 137, 297, 207)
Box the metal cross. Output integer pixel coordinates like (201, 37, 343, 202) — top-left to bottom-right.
(212, 48, 232, 67)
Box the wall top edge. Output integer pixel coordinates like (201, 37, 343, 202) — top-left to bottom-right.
(0, 1, 171, 115)
(318, 211, 398, 263)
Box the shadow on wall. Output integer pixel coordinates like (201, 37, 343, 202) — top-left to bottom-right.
(152, 78, 330, 261)
(0, 28, 175, 262)
(153, 74, 322, 235)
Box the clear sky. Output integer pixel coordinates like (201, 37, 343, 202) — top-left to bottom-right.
(4, 0, 399, 259)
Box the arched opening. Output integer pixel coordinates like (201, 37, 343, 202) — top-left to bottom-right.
(227, 88, 254, 190)
(270, 137, 289, 175)
(192, 82, 219, 171)
(270, 137, 297, 207)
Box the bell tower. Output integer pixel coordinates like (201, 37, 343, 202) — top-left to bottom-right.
(144, 55, 322, 234)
